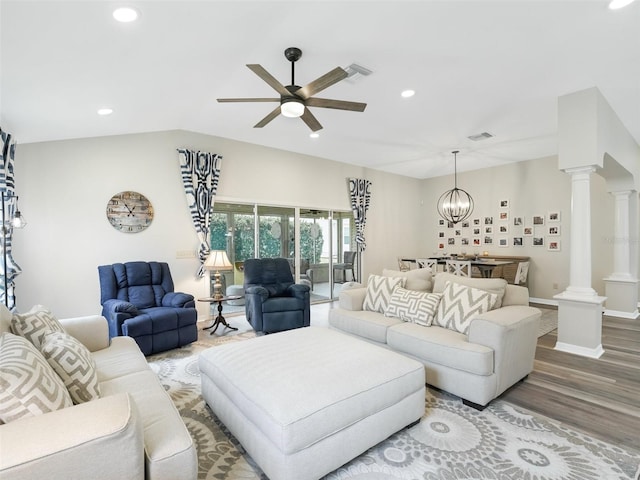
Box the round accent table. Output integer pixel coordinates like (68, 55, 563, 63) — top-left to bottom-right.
(198, 296, 242, 335)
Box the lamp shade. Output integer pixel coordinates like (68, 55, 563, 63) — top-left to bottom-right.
(281, 98, 305, 118)
(204, 250, 232, 270)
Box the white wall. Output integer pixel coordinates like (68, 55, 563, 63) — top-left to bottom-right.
(420, 155, 614, 301)
(13, 129, 424, 318)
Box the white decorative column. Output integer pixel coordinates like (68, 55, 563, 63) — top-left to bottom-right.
(554, 166, 606, 358)
(604, 190, 639, 318)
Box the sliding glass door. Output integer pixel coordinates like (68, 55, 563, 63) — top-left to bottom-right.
(210, 201, 353, 302)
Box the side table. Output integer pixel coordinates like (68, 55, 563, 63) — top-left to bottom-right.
(198, 296, 242, 335)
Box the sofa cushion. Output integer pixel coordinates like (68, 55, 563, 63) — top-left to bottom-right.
(363, 274, 405, 314)
(384, 288, 442, 326)
(382, 268, 433, 292)
(40, 331, 101, 404)
(11, 305, 65, 349)
(387, 322, 494, 376)
(0, 332, 73, 424)
(329, 308, 403, 344)
(434, 281, 498, 334)
(433, 272, 507, 308)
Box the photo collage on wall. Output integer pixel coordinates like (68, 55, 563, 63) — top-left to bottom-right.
(436, 199, 562, 252)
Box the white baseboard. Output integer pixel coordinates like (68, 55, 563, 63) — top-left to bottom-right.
(603, 308, 640, 319)
(554, 342, 604, 359)
(529, 297, 558, 307)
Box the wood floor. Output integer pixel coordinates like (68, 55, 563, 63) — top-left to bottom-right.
(501, 307, 640, 453)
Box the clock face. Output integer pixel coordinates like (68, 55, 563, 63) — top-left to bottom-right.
(106, 191, 154, 233)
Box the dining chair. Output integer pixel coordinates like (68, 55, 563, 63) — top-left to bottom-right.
(416, 258, 438, 276)
(445, 259, 472, 277)
(397, 257, 412, 272)
(514, 261, 530, 285)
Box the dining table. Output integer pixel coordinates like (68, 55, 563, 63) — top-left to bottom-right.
(402, 257, 515, 279)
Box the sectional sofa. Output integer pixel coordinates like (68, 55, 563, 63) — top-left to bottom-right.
(0, 305, 196, 480)
(329, 270, 541, 408)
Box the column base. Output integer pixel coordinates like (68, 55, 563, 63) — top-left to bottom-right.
(554, 292, 606, 359)
(604, 276, 639, 319)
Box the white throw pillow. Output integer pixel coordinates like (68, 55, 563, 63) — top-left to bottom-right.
(363, 274, 405, 314)
(382, 268, 433, 292)
(41, 331, 101, 404)
(0, 332, 73, 424)
(385, 287, 442, 326)
(11, 305, 65, 349)
(434, 281, 498, 334)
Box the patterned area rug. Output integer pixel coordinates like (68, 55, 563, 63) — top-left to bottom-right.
(148, 329, 640, 480)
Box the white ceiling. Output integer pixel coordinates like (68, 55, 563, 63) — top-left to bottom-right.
(1, 0, 639, 179)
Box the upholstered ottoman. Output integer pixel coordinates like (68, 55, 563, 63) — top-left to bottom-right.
(199, 326, 425, 480)
(226, 285, 245, 305)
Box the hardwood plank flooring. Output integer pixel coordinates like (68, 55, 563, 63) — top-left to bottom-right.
(501, 307, 640, 453)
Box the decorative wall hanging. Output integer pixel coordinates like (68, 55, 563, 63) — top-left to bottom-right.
(178, 148, 222, 277)
(106, 191, 154, 233)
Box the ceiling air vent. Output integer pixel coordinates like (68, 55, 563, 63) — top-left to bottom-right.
(468, 132, 494, 141)
(344, 63, 373, 83)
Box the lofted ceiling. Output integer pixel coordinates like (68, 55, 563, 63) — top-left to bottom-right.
(1, 0, 639, 179)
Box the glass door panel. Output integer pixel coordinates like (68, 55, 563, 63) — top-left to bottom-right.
(257, 205, 295, 259)
(300, 209, 330, 301)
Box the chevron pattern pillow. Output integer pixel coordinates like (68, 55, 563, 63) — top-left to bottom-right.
(0, 332, 73, 424)
(363, 274, 405, 313)
(385, 287, 442, 326)
(434, 281, 499, 334)
(11, 305, 65, 349)
(41, 331, 101, 404)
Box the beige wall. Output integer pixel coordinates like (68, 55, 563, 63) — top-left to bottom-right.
(12, 129, 618, 317)
(13, 129, 423, 318)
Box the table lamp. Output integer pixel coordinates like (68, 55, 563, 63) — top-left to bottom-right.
(205, 250, 232, 300)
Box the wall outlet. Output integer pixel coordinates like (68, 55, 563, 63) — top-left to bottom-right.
(176, 250, 196, 259)
(552, 282, 559, 290)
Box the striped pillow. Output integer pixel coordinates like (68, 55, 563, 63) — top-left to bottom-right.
(0, 332, 73, 424)
(385, 288, 442, 326)
(434, 281, 498, 334)
(363, 274, 405, 314)
(11, 305, 65, 349)
(41, 331, 101, 404)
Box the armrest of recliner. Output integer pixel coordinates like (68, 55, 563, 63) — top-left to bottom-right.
(102, 299, 139, 318)
(245, 286, 269, 301)
(162, 292, 195, 308)
(287, 283, 310, 299)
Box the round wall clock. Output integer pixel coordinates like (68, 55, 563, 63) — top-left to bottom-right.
(106, 191, 154, 233)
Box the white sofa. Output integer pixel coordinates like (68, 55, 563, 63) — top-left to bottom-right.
(0, 305, 197, 480)
(329, 271, 541, 408)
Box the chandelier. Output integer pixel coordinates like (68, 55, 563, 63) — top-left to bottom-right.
(437, 150, 474, 224)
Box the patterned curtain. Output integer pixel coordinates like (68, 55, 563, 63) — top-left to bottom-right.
(348, 178, 372, 282)
(177, 149, 223, 278)
(1, 128, 21, 310)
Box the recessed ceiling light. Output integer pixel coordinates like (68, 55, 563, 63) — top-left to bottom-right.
(309, 133, 319, 139)
(113, 7, 139, 23)
(401, 89, 415, 98)
(97, 108, 113, 116)
(609, 0, 636, 8)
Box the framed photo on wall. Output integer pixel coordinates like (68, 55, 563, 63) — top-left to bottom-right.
(523, 226, 533, 236)
(547, 239, 561, 251)
(533, 237, 544, 246)
(548, 225, 560, 236)
(499, 199, 509, 209)
(548, 211, 561, 222)
(498, 237, 508, 247)
(499, 211, 509, 222)
(513, 237, 523, 246)
(533, 215, 545, 226)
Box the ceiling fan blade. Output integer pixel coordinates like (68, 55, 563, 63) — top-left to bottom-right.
(217, 98, 279, 103)
(247, 64, 291, 97)
(295, 67, 348, 99)
(305, 97, 367, 112)
(300, 108, 323, 132)
(254, 106, 282, 128)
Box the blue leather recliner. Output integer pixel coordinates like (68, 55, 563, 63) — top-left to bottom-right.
(243, 258, 311, 334)
(98, 261, 198, 355)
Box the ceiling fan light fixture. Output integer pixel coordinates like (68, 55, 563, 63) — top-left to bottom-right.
(281, 98, 305, 118)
